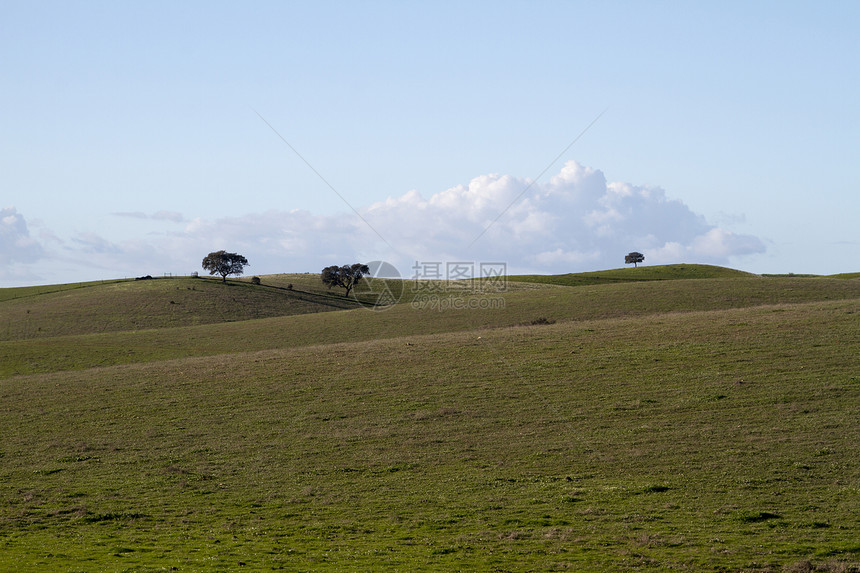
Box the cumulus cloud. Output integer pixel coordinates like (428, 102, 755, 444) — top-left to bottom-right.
(356, 160, 765, 275)
(162, 160, 764, 277)
(1, 161, 766, 285)
(0, 206, 45, 264)
(0, 207, 49, 283)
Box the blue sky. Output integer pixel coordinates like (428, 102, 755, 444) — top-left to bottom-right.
(2, 1, 858, 286)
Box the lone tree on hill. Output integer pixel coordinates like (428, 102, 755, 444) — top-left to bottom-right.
(321, 263, 370, 297)
(625, 251, 645, 267)
(202, 250, 249, 282)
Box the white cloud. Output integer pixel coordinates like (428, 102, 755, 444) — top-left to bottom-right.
(0, 206, 45, 264)
(1, 161, 766, 285)
(0, 207, 50, 283)
(356, 160, 764, 275)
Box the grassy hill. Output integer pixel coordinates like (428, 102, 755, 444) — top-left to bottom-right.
(3, 275, 859, 379)
(0, 276, 358, 340)
(0, 267, 858, 571)
(509, 263, 756, 287)
(0, 265, 771, 341)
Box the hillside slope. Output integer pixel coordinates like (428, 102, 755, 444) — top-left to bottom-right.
(509, 263, 756, 287)
(2, 276, 859, 379)
(0, 277, 358, 340)
(1, 295, 857, 571)
(0, 265, 835, 343)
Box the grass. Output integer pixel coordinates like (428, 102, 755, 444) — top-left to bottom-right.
(509, 263, 755, 287)
(0, 278, 144, 303)
(2, 274, 858, 379)
(0, 264, 775, 341)
(0, 265, 858, 571)
(0, 276, 358, 340)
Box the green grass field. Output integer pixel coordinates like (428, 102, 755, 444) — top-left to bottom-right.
(0, 276, 359, 341)
(1, 266, 858, 571)
(508, 263, 756, 287)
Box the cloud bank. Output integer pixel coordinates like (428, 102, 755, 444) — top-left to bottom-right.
(0, 206, 48, 283)
(356, 160, 765, 275)
(1, 161, 765, 285)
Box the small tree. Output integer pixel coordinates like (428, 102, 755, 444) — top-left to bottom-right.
(202, 250, 249, 283)
(321, 263, 370, 297)
(625, 252, 645, 267)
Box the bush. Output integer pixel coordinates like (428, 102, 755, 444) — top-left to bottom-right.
(251, 276, 261, 285)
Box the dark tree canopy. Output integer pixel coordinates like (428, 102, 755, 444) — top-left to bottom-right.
(625, 252, 645, 267)
(202, 250, 249, 282)
(321, 263, 370, 297)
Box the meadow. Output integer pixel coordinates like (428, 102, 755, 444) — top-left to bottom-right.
(0, 266, 858, 571)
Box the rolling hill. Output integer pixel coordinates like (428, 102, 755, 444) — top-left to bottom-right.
(0, 265, 858, 571)
(508, 263, 757, 287)
(0, 276, 358, 341)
